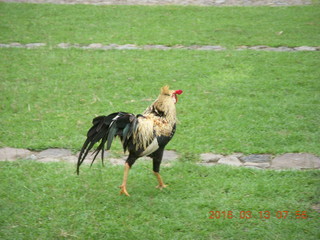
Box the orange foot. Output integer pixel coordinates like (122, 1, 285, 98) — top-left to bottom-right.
(119, 185, 130, 196)
(155, 184, 168, 190)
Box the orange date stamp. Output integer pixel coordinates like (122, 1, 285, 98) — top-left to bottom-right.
(209, 211, 308, 220)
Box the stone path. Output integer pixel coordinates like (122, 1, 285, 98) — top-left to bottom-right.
(0, 0, 312, 6)
(0, 147, 179, 167)
(1, 147, 319, 170)
(199, 152, 320, 170)
(1, 43, 319, 52)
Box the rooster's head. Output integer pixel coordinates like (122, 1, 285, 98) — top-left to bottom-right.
(160, 85, 183, 104)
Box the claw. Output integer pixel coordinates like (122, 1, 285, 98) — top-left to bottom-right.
(119, 185, 130, 196)
(155, 184, 168, 190)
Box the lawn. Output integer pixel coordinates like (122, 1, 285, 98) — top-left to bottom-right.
(0, 48, 319, 155)
(0, 161, 319, 239)
(1, 3, 319, 155)
(0, 3, 319, 47)
(0, 2, 319, 239)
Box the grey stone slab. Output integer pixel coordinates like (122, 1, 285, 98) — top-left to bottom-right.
(200, 153, 223, 163)
(294, 46, 317, 51)
(271, 153, 320, 170)
(162, 150, 179, 162)
(25, 43, 46, 48)
(38, 148, 72, 158)
(241, 154, 273, 163)
(218, 156, 242, 167)
(243, 162, 270, 169)
(0, 147, 32, 161)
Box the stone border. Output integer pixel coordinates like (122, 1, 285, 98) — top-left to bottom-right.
(0, 147, 179, 167)
(199, 152, 320, 170)
(1, 147, 319, 170)
(0, 43, 47, 49)
(0, 0, 313, 6)
(1, 43, 320, 52)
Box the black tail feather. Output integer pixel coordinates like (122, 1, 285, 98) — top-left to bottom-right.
(76, 112, 136, 174)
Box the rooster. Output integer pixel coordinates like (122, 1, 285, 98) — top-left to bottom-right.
(77, 86, 183, 196)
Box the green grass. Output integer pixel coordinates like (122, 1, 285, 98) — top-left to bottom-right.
(0, 3, 319, 47)
(0, 3, 319, 239)
(1, 48, 319, 155)
(0, 160, 319, 239)
(0, 3, 319, 155)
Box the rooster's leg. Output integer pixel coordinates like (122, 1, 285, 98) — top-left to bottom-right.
(154, 172, 168, 189)
(151, 149, 167, 190)
(119, 162, 130, 196)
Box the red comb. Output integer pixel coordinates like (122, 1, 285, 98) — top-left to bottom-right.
(175, 90, 183, 95)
